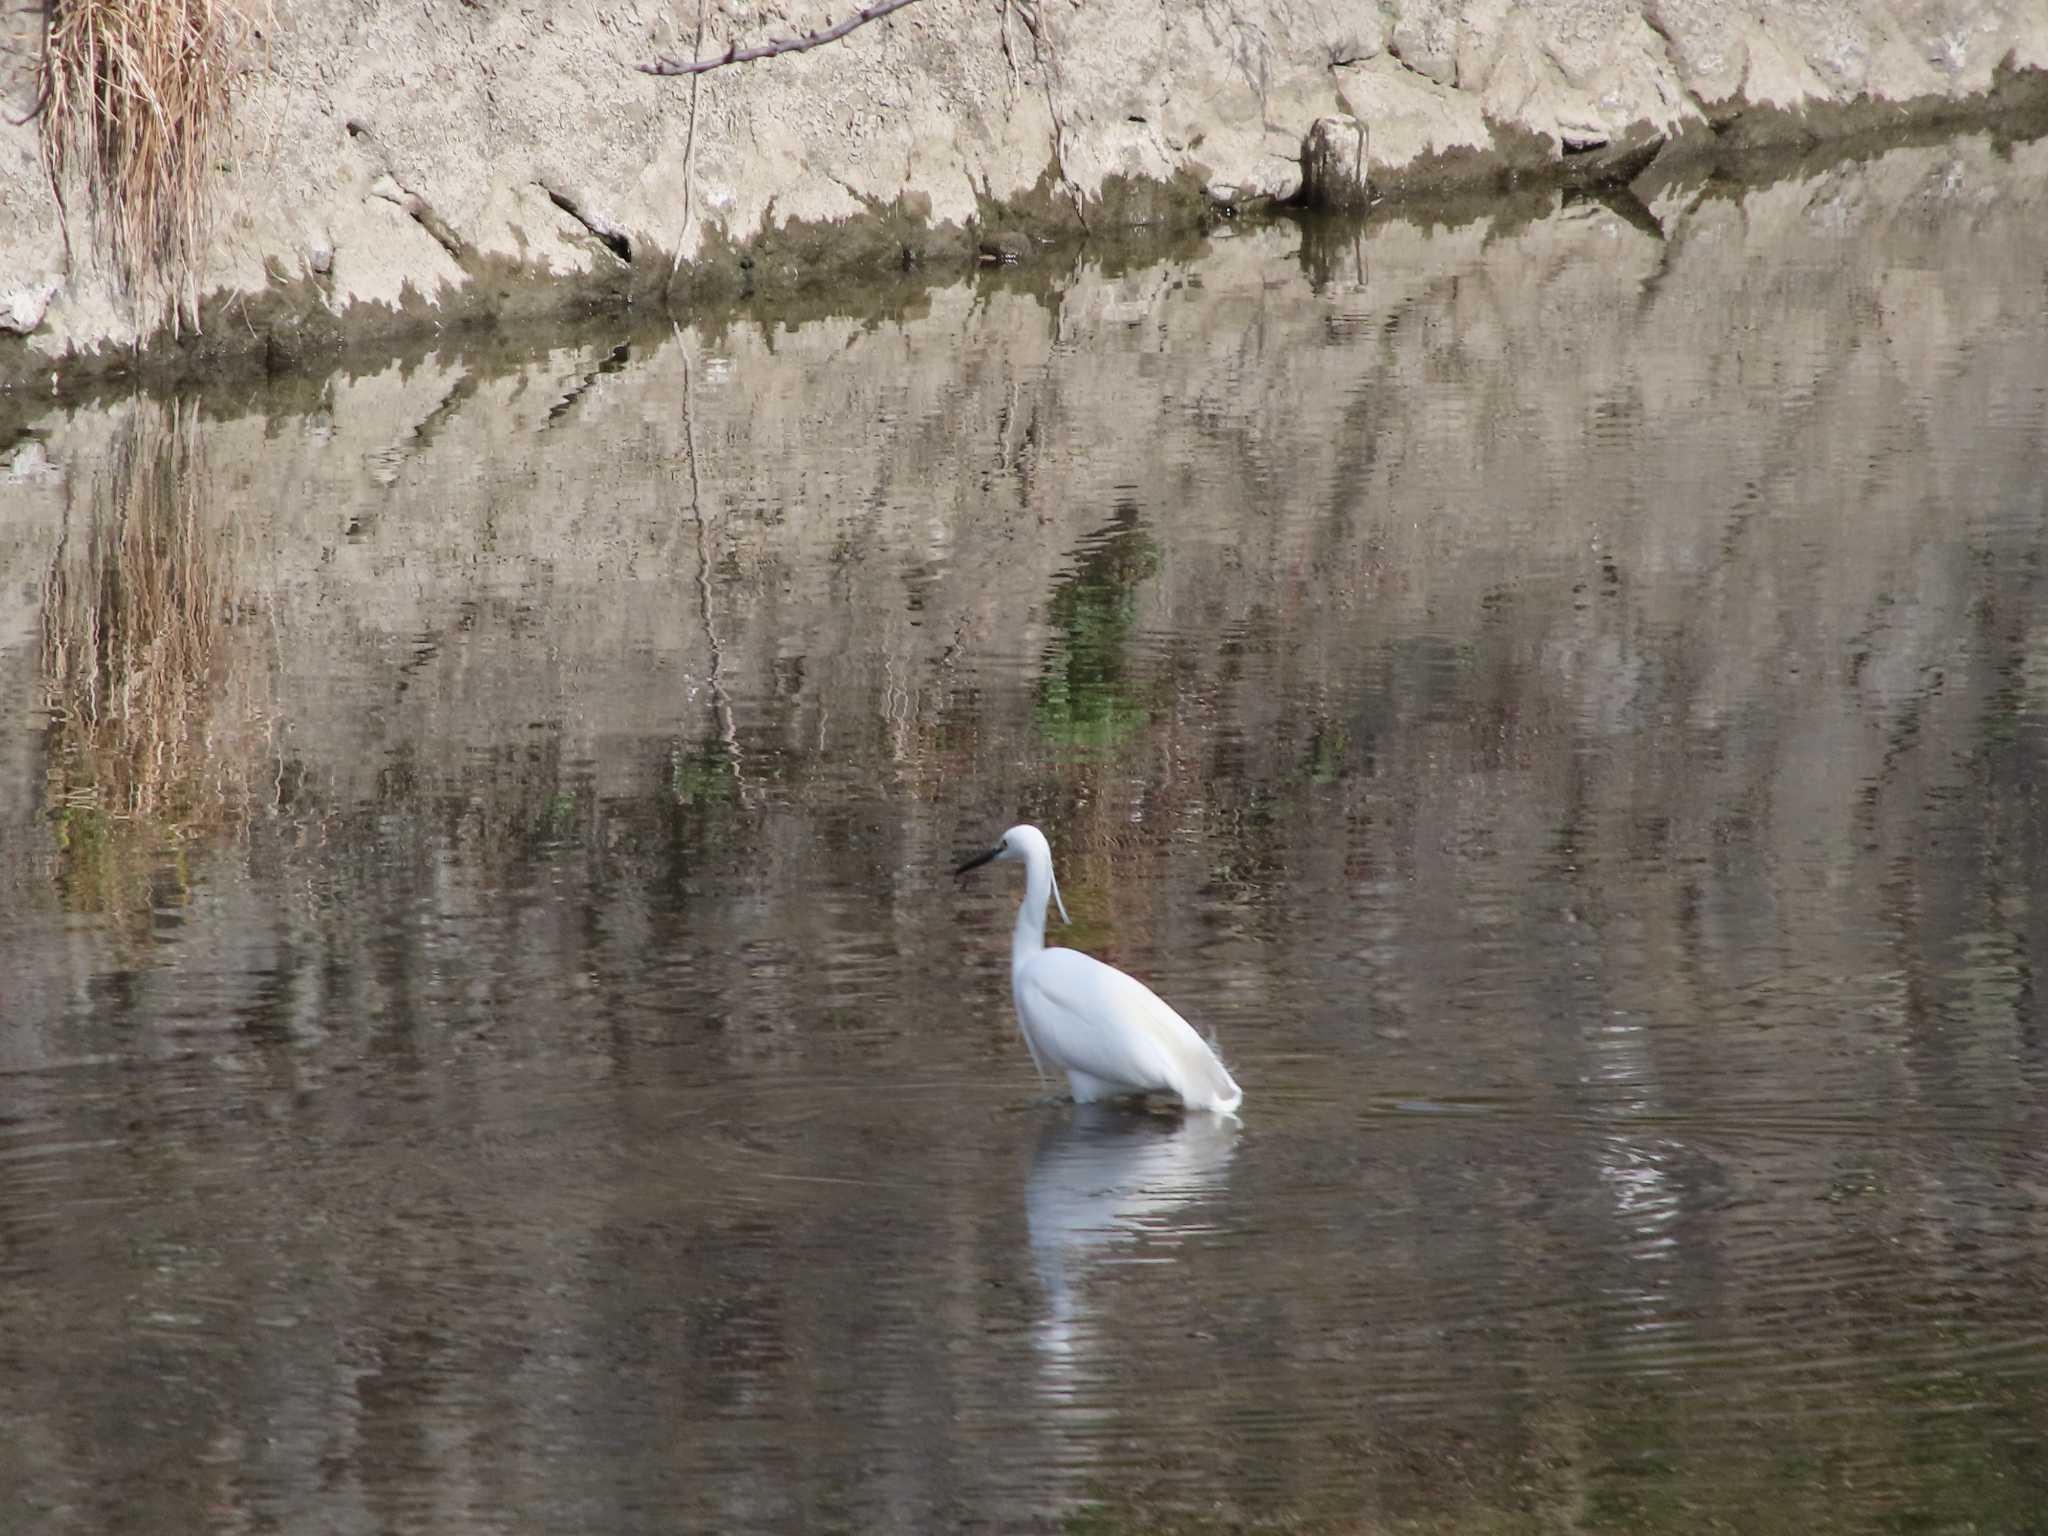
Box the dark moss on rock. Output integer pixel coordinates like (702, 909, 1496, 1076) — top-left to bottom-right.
(8, 56, 2048, 403)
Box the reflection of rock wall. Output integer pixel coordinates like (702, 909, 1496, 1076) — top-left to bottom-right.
(4, 130, 2044, 1060)
(4, 134, 2045, 873)
(3, 0, 2047, 364)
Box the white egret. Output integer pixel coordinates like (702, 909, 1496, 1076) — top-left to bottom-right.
(955, 825, 1243, 1113)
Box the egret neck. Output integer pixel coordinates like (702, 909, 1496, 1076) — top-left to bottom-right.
(1011, 847, 1068, 968)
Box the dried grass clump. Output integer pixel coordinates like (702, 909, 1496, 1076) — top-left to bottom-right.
(32, 0, 262, 332)
(40, 401, 273, 923)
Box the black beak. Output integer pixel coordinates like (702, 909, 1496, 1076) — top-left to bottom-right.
(954, 844, 1001, 876)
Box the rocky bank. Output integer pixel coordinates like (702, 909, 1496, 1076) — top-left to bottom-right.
(2, 0, 2047, 373)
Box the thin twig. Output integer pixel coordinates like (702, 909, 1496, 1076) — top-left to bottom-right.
(638, 0, 921, 76)
(670, 0, 708, 274)
(995, 0, 1019, 91)
(674, 326, 752, 806)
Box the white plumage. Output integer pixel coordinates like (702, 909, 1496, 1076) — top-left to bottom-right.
(956, 824, 1243, 1114)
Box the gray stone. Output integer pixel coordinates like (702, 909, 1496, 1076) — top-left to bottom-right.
(0, 278, 58, 336)
(1389, 12, 1459, 86)
(1300, 116, 1371, 212)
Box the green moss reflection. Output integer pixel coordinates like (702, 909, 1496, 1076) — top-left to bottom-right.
(1036, 509, 1163, 756)
(670, 739, 738, 805)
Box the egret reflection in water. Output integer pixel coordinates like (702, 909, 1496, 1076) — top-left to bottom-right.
(1027, 1107, 1240, 1401)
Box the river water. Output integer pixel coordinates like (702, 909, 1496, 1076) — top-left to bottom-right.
(6, 132, 2048, 1534)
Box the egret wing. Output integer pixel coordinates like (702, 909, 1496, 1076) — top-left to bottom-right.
(1018, 948, 1239, 1107)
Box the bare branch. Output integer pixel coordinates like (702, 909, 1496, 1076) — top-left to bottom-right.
(637, 0, 923, 77)
(669, 0, 708, 274)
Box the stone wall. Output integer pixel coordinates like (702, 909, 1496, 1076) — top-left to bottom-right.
(2, 0, 2046, 368)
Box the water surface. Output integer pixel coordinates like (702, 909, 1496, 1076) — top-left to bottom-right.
(6, 134, 2048, 1533)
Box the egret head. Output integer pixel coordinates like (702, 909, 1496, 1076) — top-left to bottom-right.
(955, 823, 1069, 924)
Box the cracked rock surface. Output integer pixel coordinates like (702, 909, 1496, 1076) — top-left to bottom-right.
(1, 0, 2044, 365)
